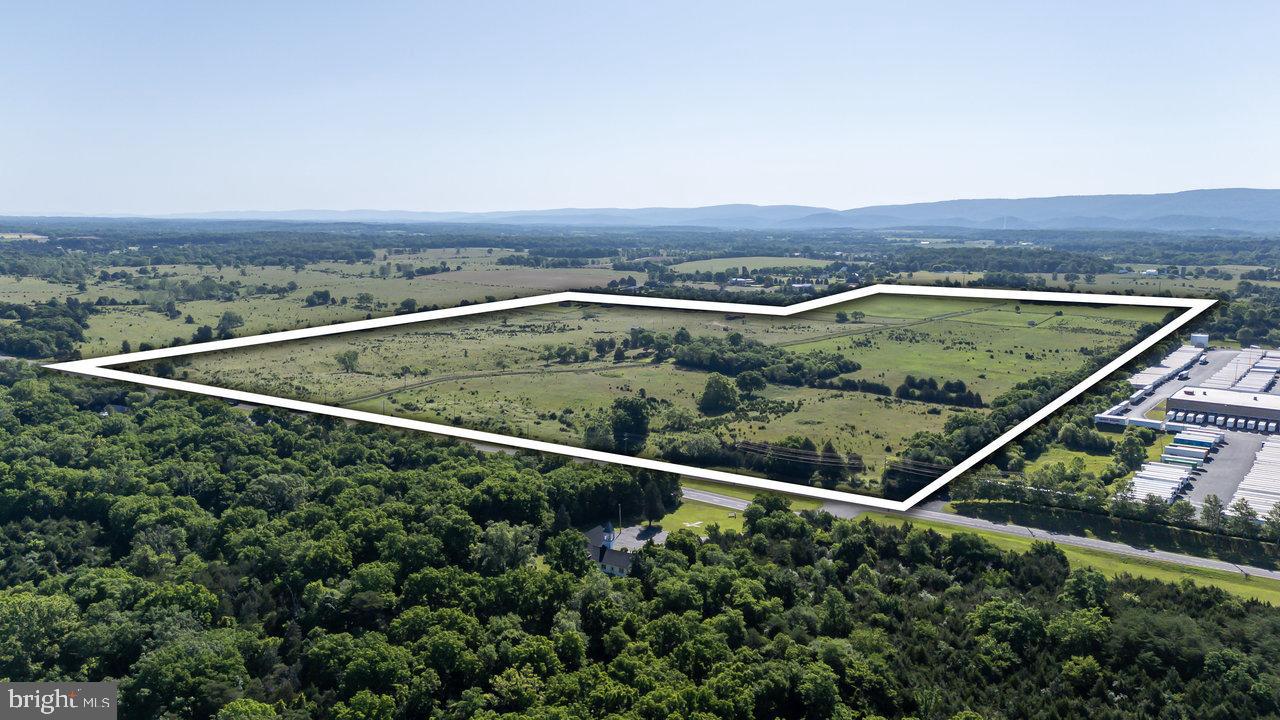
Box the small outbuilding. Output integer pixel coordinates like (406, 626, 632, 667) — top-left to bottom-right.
(584, 523, 635, 577)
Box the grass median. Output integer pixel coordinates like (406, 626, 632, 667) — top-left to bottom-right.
(861, 511, 1280, 605)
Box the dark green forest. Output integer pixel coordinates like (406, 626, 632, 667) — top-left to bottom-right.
(3, 363, 1280, 719)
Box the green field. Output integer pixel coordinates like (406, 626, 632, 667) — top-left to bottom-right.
(1023, 432, 1177, 491)
(862, 511, 1280, 605)
(0, 275, 78, 304)
(786, 301, 1164, 398)
(658, 499, 745, 535)
(898, 265, 1280, 298)
(137, 293, 1160, 495)
(1023, 445, 1116, 477)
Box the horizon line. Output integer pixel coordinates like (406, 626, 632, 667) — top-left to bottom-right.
(4, 186, 1277, 221)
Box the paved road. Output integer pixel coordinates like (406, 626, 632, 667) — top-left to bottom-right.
(680, 483, 1280, 582)
(683, 487, 751, 511)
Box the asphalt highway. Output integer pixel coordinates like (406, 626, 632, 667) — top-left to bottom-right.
(681, 484, 1280, 582)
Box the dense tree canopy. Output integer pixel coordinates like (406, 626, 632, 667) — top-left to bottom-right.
(2, 362, 1280, 718)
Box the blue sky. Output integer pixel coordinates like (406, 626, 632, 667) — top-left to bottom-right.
(1, 1, 1277, 214)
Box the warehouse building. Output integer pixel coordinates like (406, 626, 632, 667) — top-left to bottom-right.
(1127, 345, 1203, 390)
(1201, 349, 1278, 390)
(1167, 387, 1280, 425)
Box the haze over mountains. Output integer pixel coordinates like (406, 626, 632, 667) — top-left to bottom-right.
(173, 188, 1280, 232)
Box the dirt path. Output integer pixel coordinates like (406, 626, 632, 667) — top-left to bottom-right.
(337, 360, 655, 406)
(776, 303, 1005, 348)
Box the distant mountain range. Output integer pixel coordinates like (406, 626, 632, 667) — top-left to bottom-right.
(171, 188, 1280, 232)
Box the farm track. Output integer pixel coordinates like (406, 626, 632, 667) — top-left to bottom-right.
(777, 303, 1005, 348)
(336, 360, 656, 406)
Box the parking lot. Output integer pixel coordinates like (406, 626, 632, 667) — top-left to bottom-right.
(1182, 430, 1266, 506)
(1125, 349, 1239, 421)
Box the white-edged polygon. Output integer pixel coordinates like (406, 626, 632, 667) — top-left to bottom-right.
(47, 285, 1215, 511)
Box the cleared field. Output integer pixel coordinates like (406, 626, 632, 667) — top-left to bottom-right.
(0, 276, 81, 304)
(658, 500, 744, 535)
(959, 307, 1059, 327)
(1023, 445, 1116, 477)
(136, 293, 1159, 496)
(786, 303, 1162, 399)
(1020, 431, 1176, 498)
(821, 294, 997, 319)
(669, 256, 831, 273)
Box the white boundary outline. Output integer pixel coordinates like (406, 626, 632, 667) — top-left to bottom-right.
(46, 286, 1214, 511)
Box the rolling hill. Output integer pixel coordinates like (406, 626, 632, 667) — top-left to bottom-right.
(169, 188, 1280, 232)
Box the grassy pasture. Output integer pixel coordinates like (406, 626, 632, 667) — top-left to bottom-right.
(785, 305, 1156, 399)
(1022, 433, 1177, 491)
(658, 499, 745, 535)
(820, 294, 996, 319)
(0, 276, 81, 304)
(1023, 445, 1116, 477)
(897, 267, 1280, 297)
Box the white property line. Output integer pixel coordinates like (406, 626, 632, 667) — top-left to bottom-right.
(46, 286, 1215, 511)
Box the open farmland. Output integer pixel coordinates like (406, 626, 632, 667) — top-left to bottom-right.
(786, 300, 1166, 398)
(897, 265, 1280, 297)
(134, 293, 1164, 498)
(14, 248, 636, 356)
(0, 275, 82, 304)
(669, 255, 832, 273)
